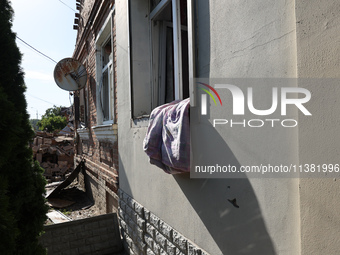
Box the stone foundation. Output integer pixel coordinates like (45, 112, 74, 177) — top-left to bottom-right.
(118, 189, 209, 255)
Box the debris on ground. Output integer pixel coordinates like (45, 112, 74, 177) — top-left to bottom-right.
(46, 210, 73, 224)
(31, 131, 74, 183)
(45, 181, 101, 224)
(45, 160, 83, 199)
(47, 198, 75, 209)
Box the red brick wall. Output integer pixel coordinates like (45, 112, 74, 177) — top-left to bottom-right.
(73, 0, 118, 214)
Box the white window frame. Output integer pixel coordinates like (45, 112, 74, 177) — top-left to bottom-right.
(95, 9, 115, 125)
(171, 0, 183, 100)
(100, 36, 113, 123)
(150, 0, 194, 107)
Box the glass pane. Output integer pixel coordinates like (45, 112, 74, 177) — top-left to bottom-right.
(181, 29, 189, 99)
(180, 0, 187, 26)
(165, 26, 174, 103)
(151, 0, 162, 12)
(102, 69, 110, 121)
(102, 39, 112, 68)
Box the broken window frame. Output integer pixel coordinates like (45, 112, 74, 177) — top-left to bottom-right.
(150, 0, 190, 107)
(128, 0, 194, 120)
(95, 10, 115, 125)
(100, 36, 113, 123)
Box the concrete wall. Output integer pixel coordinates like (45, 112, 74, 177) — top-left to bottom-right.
(117, 0, 300, 254)
(116, 0, 340, 254)
(192, 1, 300, 254)
(40, 213, 122, 255)
(296, 1, 340, 254)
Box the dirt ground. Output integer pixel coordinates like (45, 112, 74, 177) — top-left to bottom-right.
(46, 181, 101, 223)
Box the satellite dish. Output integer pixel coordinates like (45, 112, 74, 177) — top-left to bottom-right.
(54, 58, 87, 91)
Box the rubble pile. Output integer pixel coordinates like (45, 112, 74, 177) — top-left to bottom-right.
(32, 131, 74, 183)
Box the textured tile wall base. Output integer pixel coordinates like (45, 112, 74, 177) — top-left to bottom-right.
(118, 189, 210, 255)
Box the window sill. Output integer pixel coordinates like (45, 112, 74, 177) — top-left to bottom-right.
(77, 128, 90, 140)
(92, 124, 118, 143)
(131, 117, 150, 128)
(103, 120, 114, 125)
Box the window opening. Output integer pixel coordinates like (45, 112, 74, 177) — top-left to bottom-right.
(151, 0, 189, 106)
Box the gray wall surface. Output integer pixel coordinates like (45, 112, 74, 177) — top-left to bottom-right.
(116, 0, 340, 254)
(296, 1, 340, 254)
(40, 213, 122, 255)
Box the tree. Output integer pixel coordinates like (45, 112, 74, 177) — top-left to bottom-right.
(41, 105, 64, 118)
(37, 105, 67, 132)
(29, 119, 39, 131)
(0, 1, 48, 254)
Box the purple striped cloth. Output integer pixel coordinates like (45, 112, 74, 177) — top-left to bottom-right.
(143, 98, 190, 174)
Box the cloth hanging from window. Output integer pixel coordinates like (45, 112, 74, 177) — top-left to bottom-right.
(143, 98, 190, 174)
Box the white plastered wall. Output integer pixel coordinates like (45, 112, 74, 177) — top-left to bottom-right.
(113, 0, 340, 254)
(296, 0, 340, 254)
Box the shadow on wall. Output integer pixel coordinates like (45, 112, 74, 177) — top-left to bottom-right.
(118, 0, 276, 253)
(174, 122, 276, 254)
(89, 75, 97, 123)
(118, 153, 132, 197)
(81, 166, 96, 203)
(175, 1, 275, 251)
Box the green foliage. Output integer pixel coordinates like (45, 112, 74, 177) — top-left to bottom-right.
(41, 105, 63, 118)
(0, 178, 17, 255)
(37, 105, 67, 132)
(0, 1, 48, 254)
(38, 115, 67, 132)
(61, 208, 72, 216)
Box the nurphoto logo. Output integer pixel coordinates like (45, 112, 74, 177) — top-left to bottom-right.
(198, 82, 312, 128)
(198, 82, 223, 115)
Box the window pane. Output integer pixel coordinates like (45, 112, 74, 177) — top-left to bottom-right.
(165, 26, 174, 103)
(151, 0, 189, 106)
(102, 39, 112, 69)
(180, 0, 187, 26)
(151, 0, 163, 12)
(102, 69, 110, 121)
(181, 29, 189, 99)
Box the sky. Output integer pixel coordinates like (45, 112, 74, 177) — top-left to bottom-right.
(11, 0, 78, 119)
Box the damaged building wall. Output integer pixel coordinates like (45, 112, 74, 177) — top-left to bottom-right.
(32, 131, 74, 183)
(72, 0, 340, 254)
(117, 0, 296, 254)
(73, 0, 119, 215)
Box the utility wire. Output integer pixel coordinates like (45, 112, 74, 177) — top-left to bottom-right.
(26, 93, 59, 106)
(58, 0, 77, 12)
(16, 36, 57, 64)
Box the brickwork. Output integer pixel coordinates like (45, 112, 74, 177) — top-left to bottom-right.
(76, 156, 119, 214)
(73, 0, 119, 215)
(118, 189, 210, 255)
(40, 213, 123, 255)
(74, 0, 96, 44)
